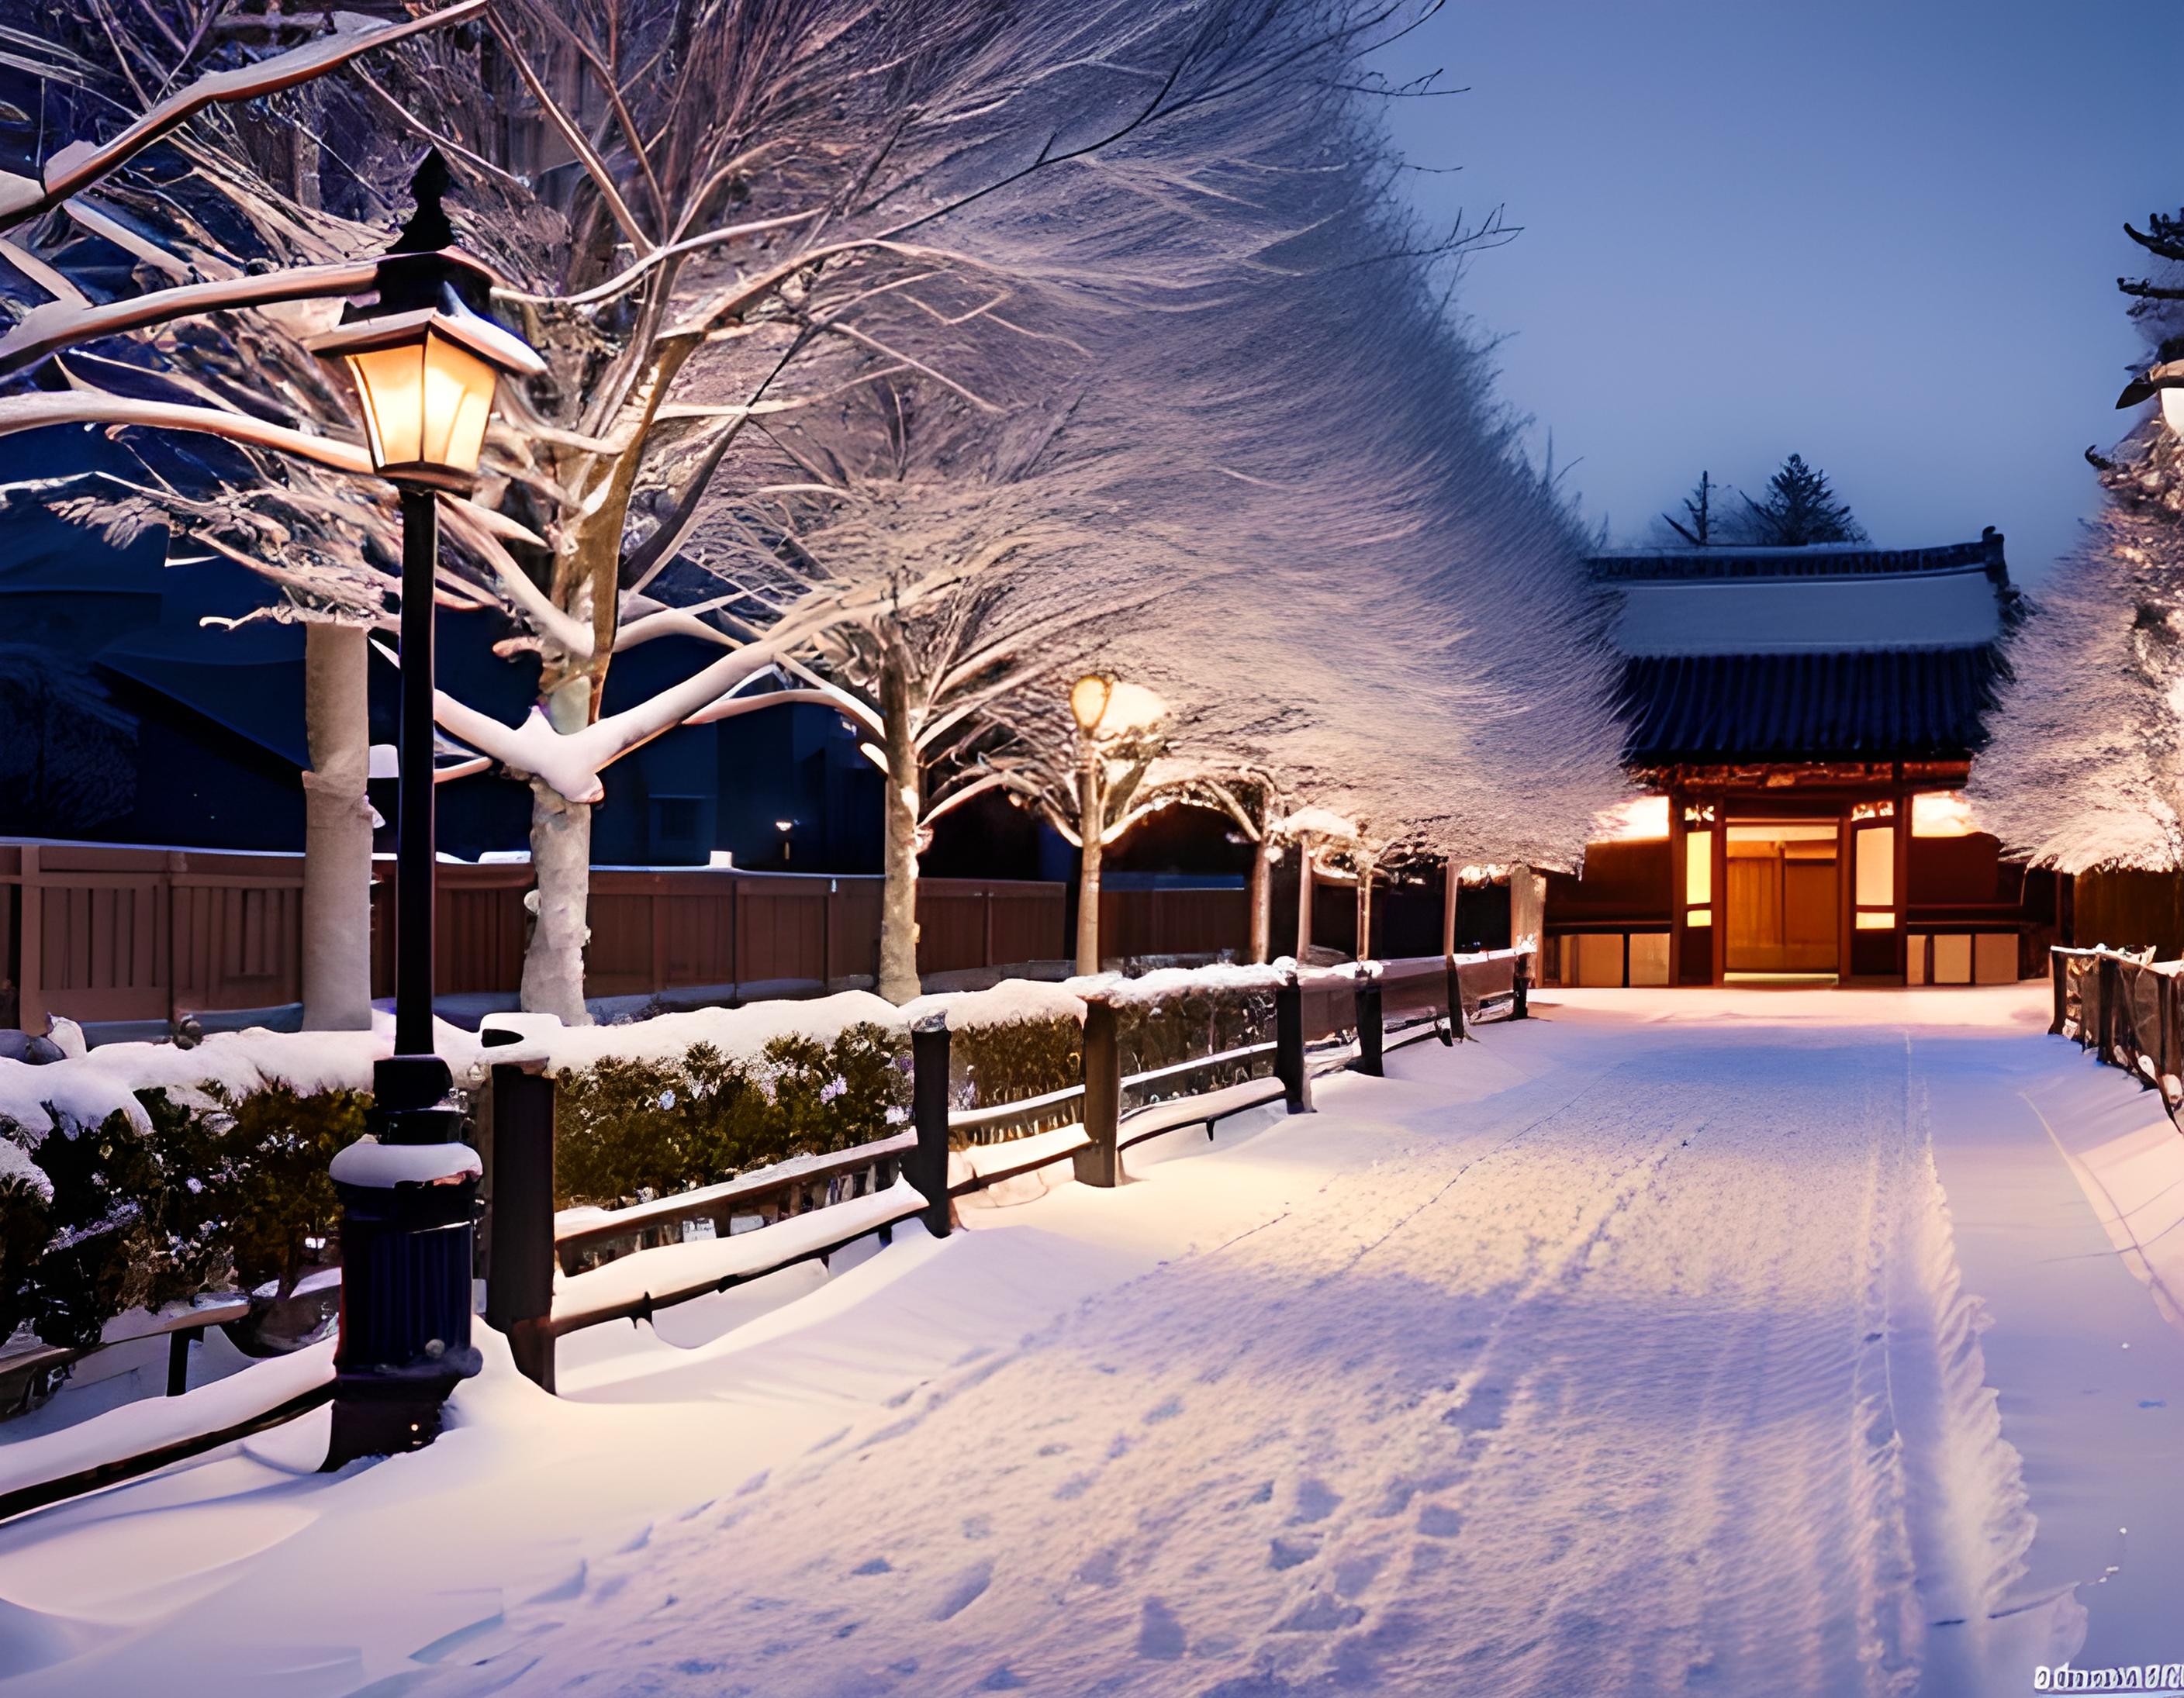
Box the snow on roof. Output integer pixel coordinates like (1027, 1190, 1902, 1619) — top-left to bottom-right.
(1589, 537, 2006, 582)
(1609, 567, 2005, 658)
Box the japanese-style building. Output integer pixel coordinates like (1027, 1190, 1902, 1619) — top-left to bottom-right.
(1543, 530, 2058, 987)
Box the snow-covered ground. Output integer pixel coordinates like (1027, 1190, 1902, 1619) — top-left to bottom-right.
(2, 984, 2182, 1696)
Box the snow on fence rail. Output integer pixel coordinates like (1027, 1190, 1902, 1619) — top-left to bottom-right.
(492, 951, 1533, 1389)
(2050, 944, 2184, 1116)
(0, 951, 1531, 1512)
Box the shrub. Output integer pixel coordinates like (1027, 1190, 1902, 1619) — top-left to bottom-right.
(0, 1168, 54, 1346)
(947, 1016, 1081, 1142)
(552, 1023, 911, 1210)
(16, 1106, 164, 1350)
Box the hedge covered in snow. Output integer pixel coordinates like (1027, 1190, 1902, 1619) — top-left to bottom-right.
(0, 965, 1296, 1355)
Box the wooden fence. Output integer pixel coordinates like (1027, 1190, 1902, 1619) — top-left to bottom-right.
(2, 840, 1280, 1031)
(0, 947, 1533, 1516)
(2051, 943, 2184, 1122)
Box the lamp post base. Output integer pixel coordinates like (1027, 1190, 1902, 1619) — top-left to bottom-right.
(325, 1055, 482, 1468)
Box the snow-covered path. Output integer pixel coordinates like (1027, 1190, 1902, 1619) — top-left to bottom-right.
(8, 986, 2181, 1696)
(460, 1016, 2059, 1697)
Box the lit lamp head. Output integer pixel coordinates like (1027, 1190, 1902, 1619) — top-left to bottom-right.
(1070, 673, 1166, 742)
(2115, 340, 2184, 437)
(306, 151, 544, 494)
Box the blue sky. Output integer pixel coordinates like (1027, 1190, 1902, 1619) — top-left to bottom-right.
(1378, 2, 2184, 584)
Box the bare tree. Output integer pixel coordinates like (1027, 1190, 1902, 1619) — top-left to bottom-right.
(2, 0, 1475, 1020)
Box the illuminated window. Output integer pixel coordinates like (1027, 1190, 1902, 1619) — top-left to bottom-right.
(1854, 826, 1894, 908)
(1685, 831, 1712, 906)
(1855, 911, 1896, 930)
(1688, 908, 1713, 927)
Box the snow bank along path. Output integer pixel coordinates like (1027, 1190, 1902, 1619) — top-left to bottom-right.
(0, 984, 2166, 1696)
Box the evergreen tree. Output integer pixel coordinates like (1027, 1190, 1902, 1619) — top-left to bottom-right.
(1737, 454, 1868, 547)
(1659, 470, 1720, 546)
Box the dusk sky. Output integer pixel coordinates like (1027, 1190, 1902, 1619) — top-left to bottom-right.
(1381, 2, 2184, 584)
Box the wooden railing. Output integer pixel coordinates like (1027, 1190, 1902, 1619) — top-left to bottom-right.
(2050, 944, 2184, 1119)
(0, 949, 1532, 1517)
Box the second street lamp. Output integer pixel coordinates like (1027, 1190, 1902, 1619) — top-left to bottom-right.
(1068, 674, 1167, 975)
(305, 151, 544, 1464)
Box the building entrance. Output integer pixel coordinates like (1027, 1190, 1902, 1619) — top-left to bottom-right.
(1724, 821, 1839, 978)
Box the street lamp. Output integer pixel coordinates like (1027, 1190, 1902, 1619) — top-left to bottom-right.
(776, 819, 796, 865)
(1067, 673, 1166, 975)
(306, 151, 544, 1465)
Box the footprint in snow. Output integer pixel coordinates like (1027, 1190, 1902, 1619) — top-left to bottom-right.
(935, 1561, 994, 1620)
(1441, 1385, 1508, 1433)
(1145, 1396, 1184, 1424)
(1269, 1537, 1318, 1571)
(1275, 1593, 1366, 1633)
(1290, 1479, 1342, 1524)
(1332, 1551, 1387, 1595)
(852, 1557, 893, 1576)
(1075, 1545, 1123, 1588)
(1416, 1503, 1462, 1538)
(1139, 1597, 1188, 1659)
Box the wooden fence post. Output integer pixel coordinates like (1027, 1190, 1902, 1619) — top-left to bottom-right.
(910, 1015, 953, 1237)
(1512, 951, 1532, 1020)
(1074, 995, 1123, 1186)
(1276, 973, 1311, 1114)
(2097, 953, 2120, 1065)
(485, 1061, 558, 1393)
(1446, 955, 1468, 1044)
(1350, 968, 1384, 1076)
(2048, 947, 2067, 1037)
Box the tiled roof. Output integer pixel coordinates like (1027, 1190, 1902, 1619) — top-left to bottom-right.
(1617, 647, 2009, 764)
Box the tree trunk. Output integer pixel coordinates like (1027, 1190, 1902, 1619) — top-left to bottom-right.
(1294, 847, 1315, 961)
(1248, 843, 1270, 965)
(1075, 762, 1104, 975)
(301, 622, 374, 1030)
(1354, 864, 1374, 964)
(876, 654, 921, 1003)
(523, 780, 593, 1023)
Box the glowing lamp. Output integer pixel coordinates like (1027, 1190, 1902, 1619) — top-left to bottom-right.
(304, 150, 543, 493)
(1070, 673, 1166, 740)
(310, 299, 540, 488)
(1070, 675, 1113, 735)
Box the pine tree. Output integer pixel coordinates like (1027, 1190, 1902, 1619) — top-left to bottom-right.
(1660, 471, 1719, 546)
(1737, 454, 1868, 547)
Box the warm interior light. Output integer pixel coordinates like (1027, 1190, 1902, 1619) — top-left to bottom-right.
(1855, 911, 1896, 930)
(1911, 791, 1977, 838)
(2164, 386, 2184, 436)
(1685, 830, 1712, 905)
(1594, 795, 1669, 842)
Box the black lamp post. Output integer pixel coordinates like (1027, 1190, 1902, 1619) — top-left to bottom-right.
(306, 153, 544, 1465)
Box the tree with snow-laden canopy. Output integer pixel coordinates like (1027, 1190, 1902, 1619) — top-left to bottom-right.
(1972, 207, 2184, 875)
(0, 0, 1626, 1013)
